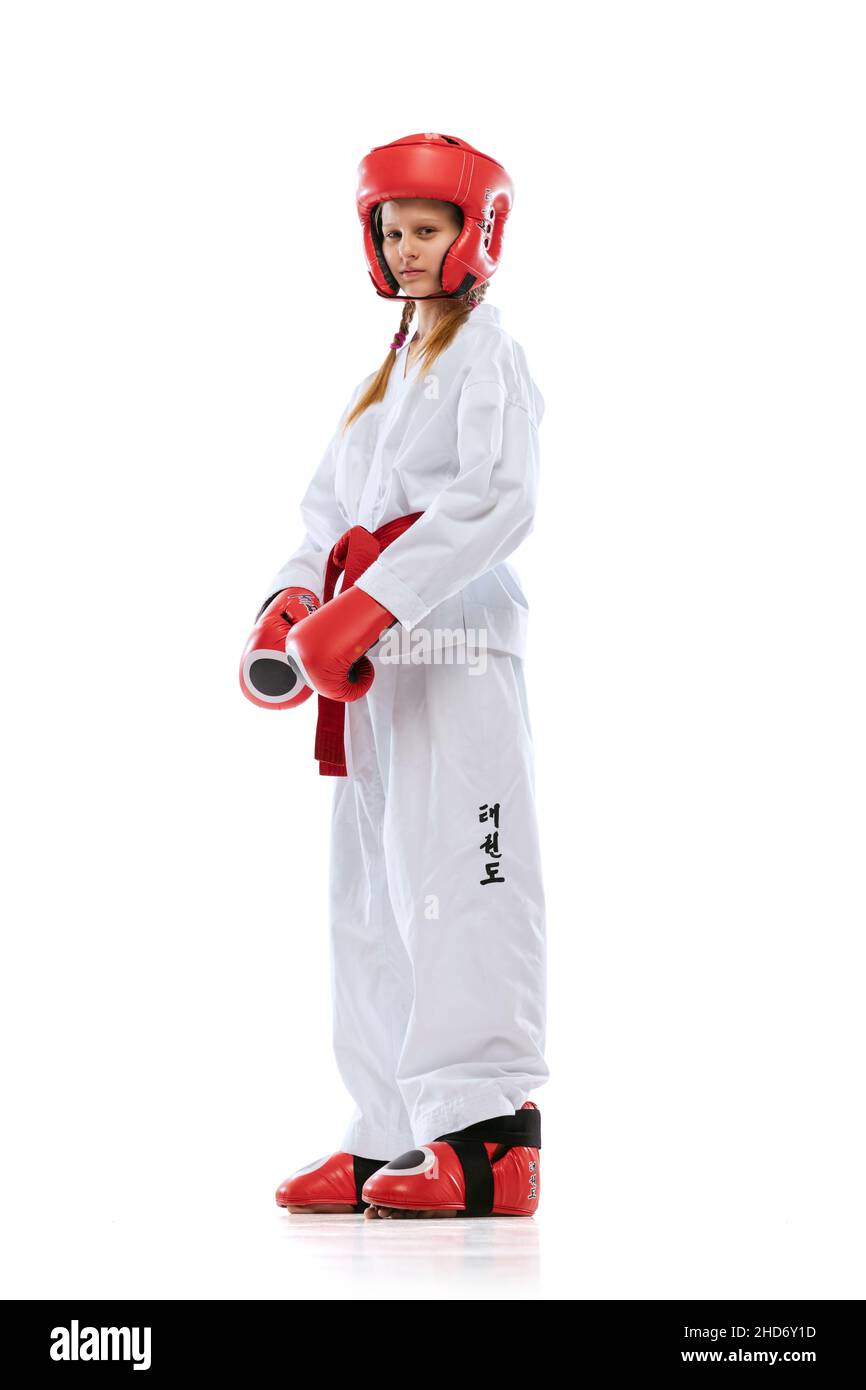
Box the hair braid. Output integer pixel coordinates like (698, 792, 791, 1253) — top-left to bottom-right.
(342, 280, 489, 435)
(389, 299, 416, 354)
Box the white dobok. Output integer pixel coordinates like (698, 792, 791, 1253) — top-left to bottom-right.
(265, 303, 549, 1158)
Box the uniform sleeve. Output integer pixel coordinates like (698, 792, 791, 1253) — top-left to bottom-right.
(257, 389, 360, 612)
(354, 379, 540, 629)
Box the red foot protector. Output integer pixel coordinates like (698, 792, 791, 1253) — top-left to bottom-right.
(275, 1151, 388, 1212)
(361, 1101, 541, 1217)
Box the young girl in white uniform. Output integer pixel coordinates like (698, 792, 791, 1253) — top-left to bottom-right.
(240, 133, 548, 1219)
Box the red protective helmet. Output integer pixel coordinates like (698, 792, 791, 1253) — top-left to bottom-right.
(356, 132, 514, 301)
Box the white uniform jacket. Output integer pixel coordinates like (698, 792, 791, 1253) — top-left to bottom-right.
(263, 302, 545, 658)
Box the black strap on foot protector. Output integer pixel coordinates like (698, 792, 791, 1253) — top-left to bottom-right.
(352, 1155, 389, 1212)
(433, 1109, 542, 1217)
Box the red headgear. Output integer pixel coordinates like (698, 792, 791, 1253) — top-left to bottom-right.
(356, 132, 514, 301)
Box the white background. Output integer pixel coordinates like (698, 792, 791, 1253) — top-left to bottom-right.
(1, 0, 863, 1301)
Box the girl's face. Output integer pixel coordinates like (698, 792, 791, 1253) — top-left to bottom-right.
(379, 198, 462, 294)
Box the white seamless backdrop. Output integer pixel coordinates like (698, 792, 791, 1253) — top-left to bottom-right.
(0, 0, 863, 1301)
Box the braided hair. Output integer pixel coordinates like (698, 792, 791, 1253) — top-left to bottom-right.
(342, 280, 489, 434)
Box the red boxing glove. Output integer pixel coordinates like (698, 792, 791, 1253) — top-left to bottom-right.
(239, 587, 320, 709)
(284, 585, 397, 703)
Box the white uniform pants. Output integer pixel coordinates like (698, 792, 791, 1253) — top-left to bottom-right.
(328, 648, 549, 1158)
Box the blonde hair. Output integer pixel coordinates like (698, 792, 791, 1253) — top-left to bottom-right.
(342, 280, 488, 434)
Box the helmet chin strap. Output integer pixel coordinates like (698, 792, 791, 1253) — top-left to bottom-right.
(375, 276, 483, 304)
(376, 289, 465, 302)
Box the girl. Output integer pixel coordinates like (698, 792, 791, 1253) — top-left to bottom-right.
(240, 133, 548, 1219)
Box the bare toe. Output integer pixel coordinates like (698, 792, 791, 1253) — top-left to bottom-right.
(364, 1204, 392, 1219)
(365, 1203, 455, 1219)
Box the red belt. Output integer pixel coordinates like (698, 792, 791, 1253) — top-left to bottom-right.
(315, 512, 423, 776)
